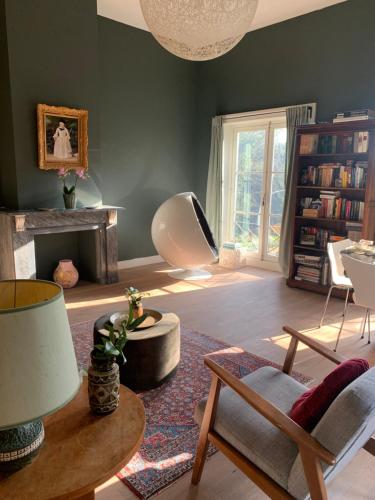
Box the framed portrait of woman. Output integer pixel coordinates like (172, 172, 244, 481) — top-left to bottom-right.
(37, 104, 88, 170)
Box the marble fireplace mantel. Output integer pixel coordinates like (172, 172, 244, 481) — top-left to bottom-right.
(0, 207, 121, 284)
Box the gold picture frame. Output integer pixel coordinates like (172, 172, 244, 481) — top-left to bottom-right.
(37, 103, 88, 170)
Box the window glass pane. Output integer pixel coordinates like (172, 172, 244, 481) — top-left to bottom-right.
(267, 214, 282, 257)
(267, 127, 287, 257)
(272, 128, 287, 173)
(234, 213, 261, 252)
(234, 130, 265, 252)
(270, 172, 285, 216)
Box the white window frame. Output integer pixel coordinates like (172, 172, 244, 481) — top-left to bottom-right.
(222, 104, 316, 271)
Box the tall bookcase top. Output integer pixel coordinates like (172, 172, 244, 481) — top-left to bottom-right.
(297, 119, 375, 134)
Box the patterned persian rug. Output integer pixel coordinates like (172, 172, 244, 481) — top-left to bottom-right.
(71, 320, 310, 499)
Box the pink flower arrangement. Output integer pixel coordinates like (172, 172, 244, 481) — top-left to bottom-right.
(56, 167, 88, 194)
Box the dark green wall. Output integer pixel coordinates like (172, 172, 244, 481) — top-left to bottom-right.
(194, 0, 375, 203)
(98, 17, 197, 259)
(1, 0, 375, 265)
(0, 0, 17, 207)
(3, 0, 101, 209)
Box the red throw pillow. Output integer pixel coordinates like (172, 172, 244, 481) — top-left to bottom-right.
(290, 358, 369, 432)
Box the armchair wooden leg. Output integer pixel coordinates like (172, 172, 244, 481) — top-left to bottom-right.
(191, 374, 221, 485)
(300, 447, 328, 500)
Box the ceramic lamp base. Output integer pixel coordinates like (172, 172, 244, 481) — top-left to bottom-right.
(0, 419, 44, 472)
(168, 268, 212, 280)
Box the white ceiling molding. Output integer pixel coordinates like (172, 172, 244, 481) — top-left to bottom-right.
(97, 0, 347, 33)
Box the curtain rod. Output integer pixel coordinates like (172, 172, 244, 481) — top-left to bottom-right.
(220, 103, 316, 121)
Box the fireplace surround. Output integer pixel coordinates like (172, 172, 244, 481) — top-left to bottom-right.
(0, 208, 120, 284)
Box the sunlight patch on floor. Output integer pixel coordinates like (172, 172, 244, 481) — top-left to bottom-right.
(268, 315, 371, 352)
(207, 346, 245, 356)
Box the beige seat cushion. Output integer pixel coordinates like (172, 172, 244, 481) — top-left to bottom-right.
(194, 366, 307, 489)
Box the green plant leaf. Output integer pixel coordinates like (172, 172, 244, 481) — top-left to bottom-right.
(128, 303, 134, 324)
(129, 313, 149, 330)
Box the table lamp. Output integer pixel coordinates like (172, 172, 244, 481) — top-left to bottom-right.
(0, 279, 81, 472)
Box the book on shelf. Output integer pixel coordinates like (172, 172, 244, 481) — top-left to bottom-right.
(300, 196, 364, 221)
(318, 135, 338, 154)
(299, 226, 344, 249)
(294, 254, 331, 285)
(299, 134, 319, 154)
(302, 208, 320, 217)
(333, 109, 375, 123)
(353, 131, 369, 153)
(300, 160, 367, 188)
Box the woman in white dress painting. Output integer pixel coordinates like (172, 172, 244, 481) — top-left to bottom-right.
(53, 121, 72, 159)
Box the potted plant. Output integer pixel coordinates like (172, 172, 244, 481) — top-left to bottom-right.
(56, 167, 88, 209)
(88, 310, 147, 415)
(124, 286, 149, 319)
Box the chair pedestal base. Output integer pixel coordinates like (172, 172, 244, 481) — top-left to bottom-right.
(168, 268, 212, 280)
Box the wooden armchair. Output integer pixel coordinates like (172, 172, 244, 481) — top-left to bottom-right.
(192, 326, 375, 499)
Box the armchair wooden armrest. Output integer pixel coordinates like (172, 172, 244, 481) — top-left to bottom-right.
(204, 357, 336, 466)
(282, 325, 346, 375)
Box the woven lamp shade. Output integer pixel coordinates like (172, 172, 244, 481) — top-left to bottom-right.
(140, 0, 259, 61)
(0, 280, 80, 429)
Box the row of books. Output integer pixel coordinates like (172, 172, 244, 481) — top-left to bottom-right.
(294, 254, 331, 285)
(299, 132, 369, 154)
(333, 109, 375, 123)
(300, 161, 368, 188)
(300, 194, 364, 221)
(299, 226, 345, 249)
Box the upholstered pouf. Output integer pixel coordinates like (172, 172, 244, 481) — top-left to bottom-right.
(93, 312, 180, 391)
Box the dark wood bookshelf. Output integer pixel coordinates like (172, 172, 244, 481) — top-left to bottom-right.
(294, 245, 327, 253)
(287, 119, 375, 297)
(294, 216, 362, 224)
(297, 186, 366, 192)
(297, 153, 368, 158)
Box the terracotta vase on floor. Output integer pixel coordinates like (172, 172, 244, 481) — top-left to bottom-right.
(53, 259, 79, 288)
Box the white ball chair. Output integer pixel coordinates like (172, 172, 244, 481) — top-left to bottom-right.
(151, 192, 219, 280)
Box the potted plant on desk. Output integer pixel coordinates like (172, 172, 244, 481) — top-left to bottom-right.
(88, 309, 147, 415)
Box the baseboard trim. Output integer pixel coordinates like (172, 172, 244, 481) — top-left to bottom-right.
(118, 255, 164, 269)
(245, 258, 281, 273)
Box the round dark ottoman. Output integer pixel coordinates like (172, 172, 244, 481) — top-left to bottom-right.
(93, 312, 180, 391)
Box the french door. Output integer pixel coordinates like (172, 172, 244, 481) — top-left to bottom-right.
(222, 116, 287, 263)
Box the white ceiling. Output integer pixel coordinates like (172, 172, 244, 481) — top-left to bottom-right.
(97, 0, 347, 33)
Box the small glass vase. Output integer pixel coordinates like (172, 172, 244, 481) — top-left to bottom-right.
(88, 351, 120, 415)
(63, 193, 76, 209)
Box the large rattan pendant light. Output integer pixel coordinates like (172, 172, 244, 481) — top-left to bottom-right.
(139, 0, 259, 61)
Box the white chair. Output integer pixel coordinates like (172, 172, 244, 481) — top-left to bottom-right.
(319, 239, 354, 351)
(341, 253, 375, 345)
(151, 192, 219, 280)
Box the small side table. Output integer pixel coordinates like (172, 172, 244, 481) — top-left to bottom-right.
(94, 312, 181, 391)
(0, 379, 145, 500)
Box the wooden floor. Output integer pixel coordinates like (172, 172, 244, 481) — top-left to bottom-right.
(65, 263, 375, 500)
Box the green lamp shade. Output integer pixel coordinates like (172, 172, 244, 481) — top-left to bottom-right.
(0, 280, 81, 429)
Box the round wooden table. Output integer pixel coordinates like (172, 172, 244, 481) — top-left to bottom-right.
(0, 378, 145, 500)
